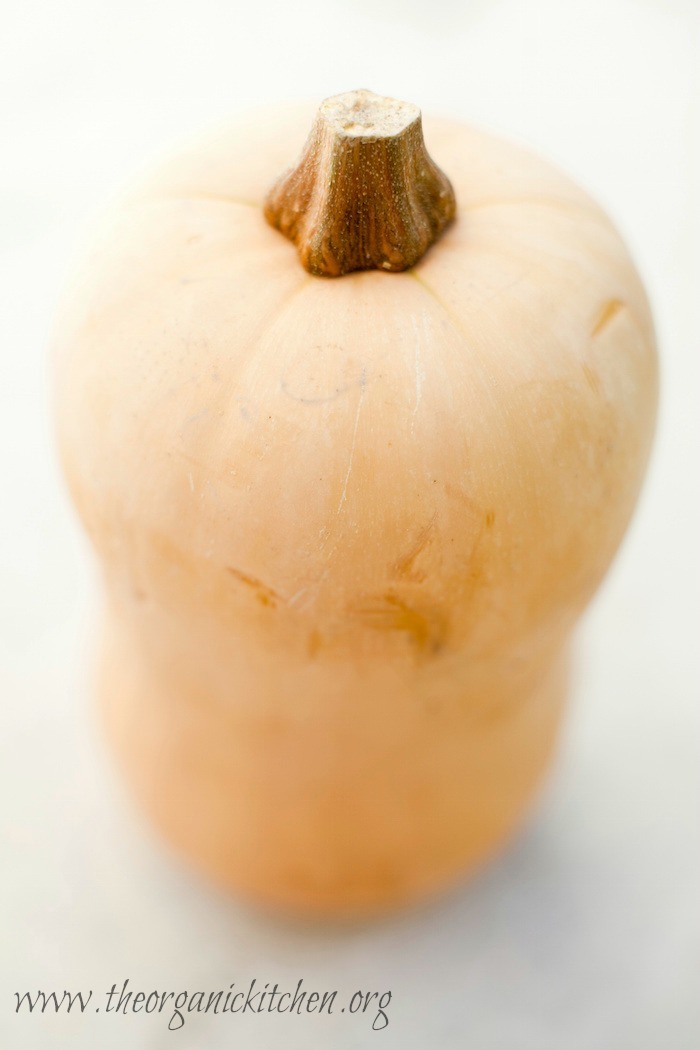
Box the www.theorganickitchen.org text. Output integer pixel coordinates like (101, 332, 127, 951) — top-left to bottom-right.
(14, 978, 392, 1031)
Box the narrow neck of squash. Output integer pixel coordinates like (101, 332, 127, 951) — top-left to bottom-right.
(264, 89, 456, 277)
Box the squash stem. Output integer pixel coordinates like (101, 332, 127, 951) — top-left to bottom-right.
(264, 89, 456, 277)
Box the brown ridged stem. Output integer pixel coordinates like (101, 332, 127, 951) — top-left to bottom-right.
(264, 89, 457, 277)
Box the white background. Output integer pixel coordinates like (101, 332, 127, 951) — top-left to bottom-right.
(1, 1, 698, 1047)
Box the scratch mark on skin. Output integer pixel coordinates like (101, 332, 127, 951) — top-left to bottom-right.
(393, 515, 437, 582)
(581, 362, 601, 394)
(226, 567, 282, 608)
(188, 472, 194, 493)
(443, 483, 486, 523)
(236, 396, 258, 423)
(287, 587, 308, 607)
(592, 299, 624, 338)
(179, 407, 210, 440)
(337, 373, 367, 514)
(280, 348, 366, 405)
(409, 270, 491, 376)
(352, 592, 447, 655)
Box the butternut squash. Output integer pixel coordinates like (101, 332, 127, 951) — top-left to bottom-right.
(53, 90, 657, 914)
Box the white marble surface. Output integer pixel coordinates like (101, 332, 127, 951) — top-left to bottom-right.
(1, 1, 699, 1047)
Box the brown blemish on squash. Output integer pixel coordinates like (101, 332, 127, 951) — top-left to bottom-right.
(591, 298, 624, 338)
(150, 531, 191, 573)
(352, 591, 447, 655)
(226, 567, 281, 608)
(307, 630, 322, 658)
(393, 515, 436, 582)
(484, 510, 495, 528)
(443, 483, 483, 521)
(581, 362, 601, 394)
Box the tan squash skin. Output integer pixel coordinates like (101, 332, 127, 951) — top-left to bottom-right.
(53, 99, 657, 915)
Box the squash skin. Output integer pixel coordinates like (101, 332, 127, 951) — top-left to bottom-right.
(53, 103, 657, 915)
